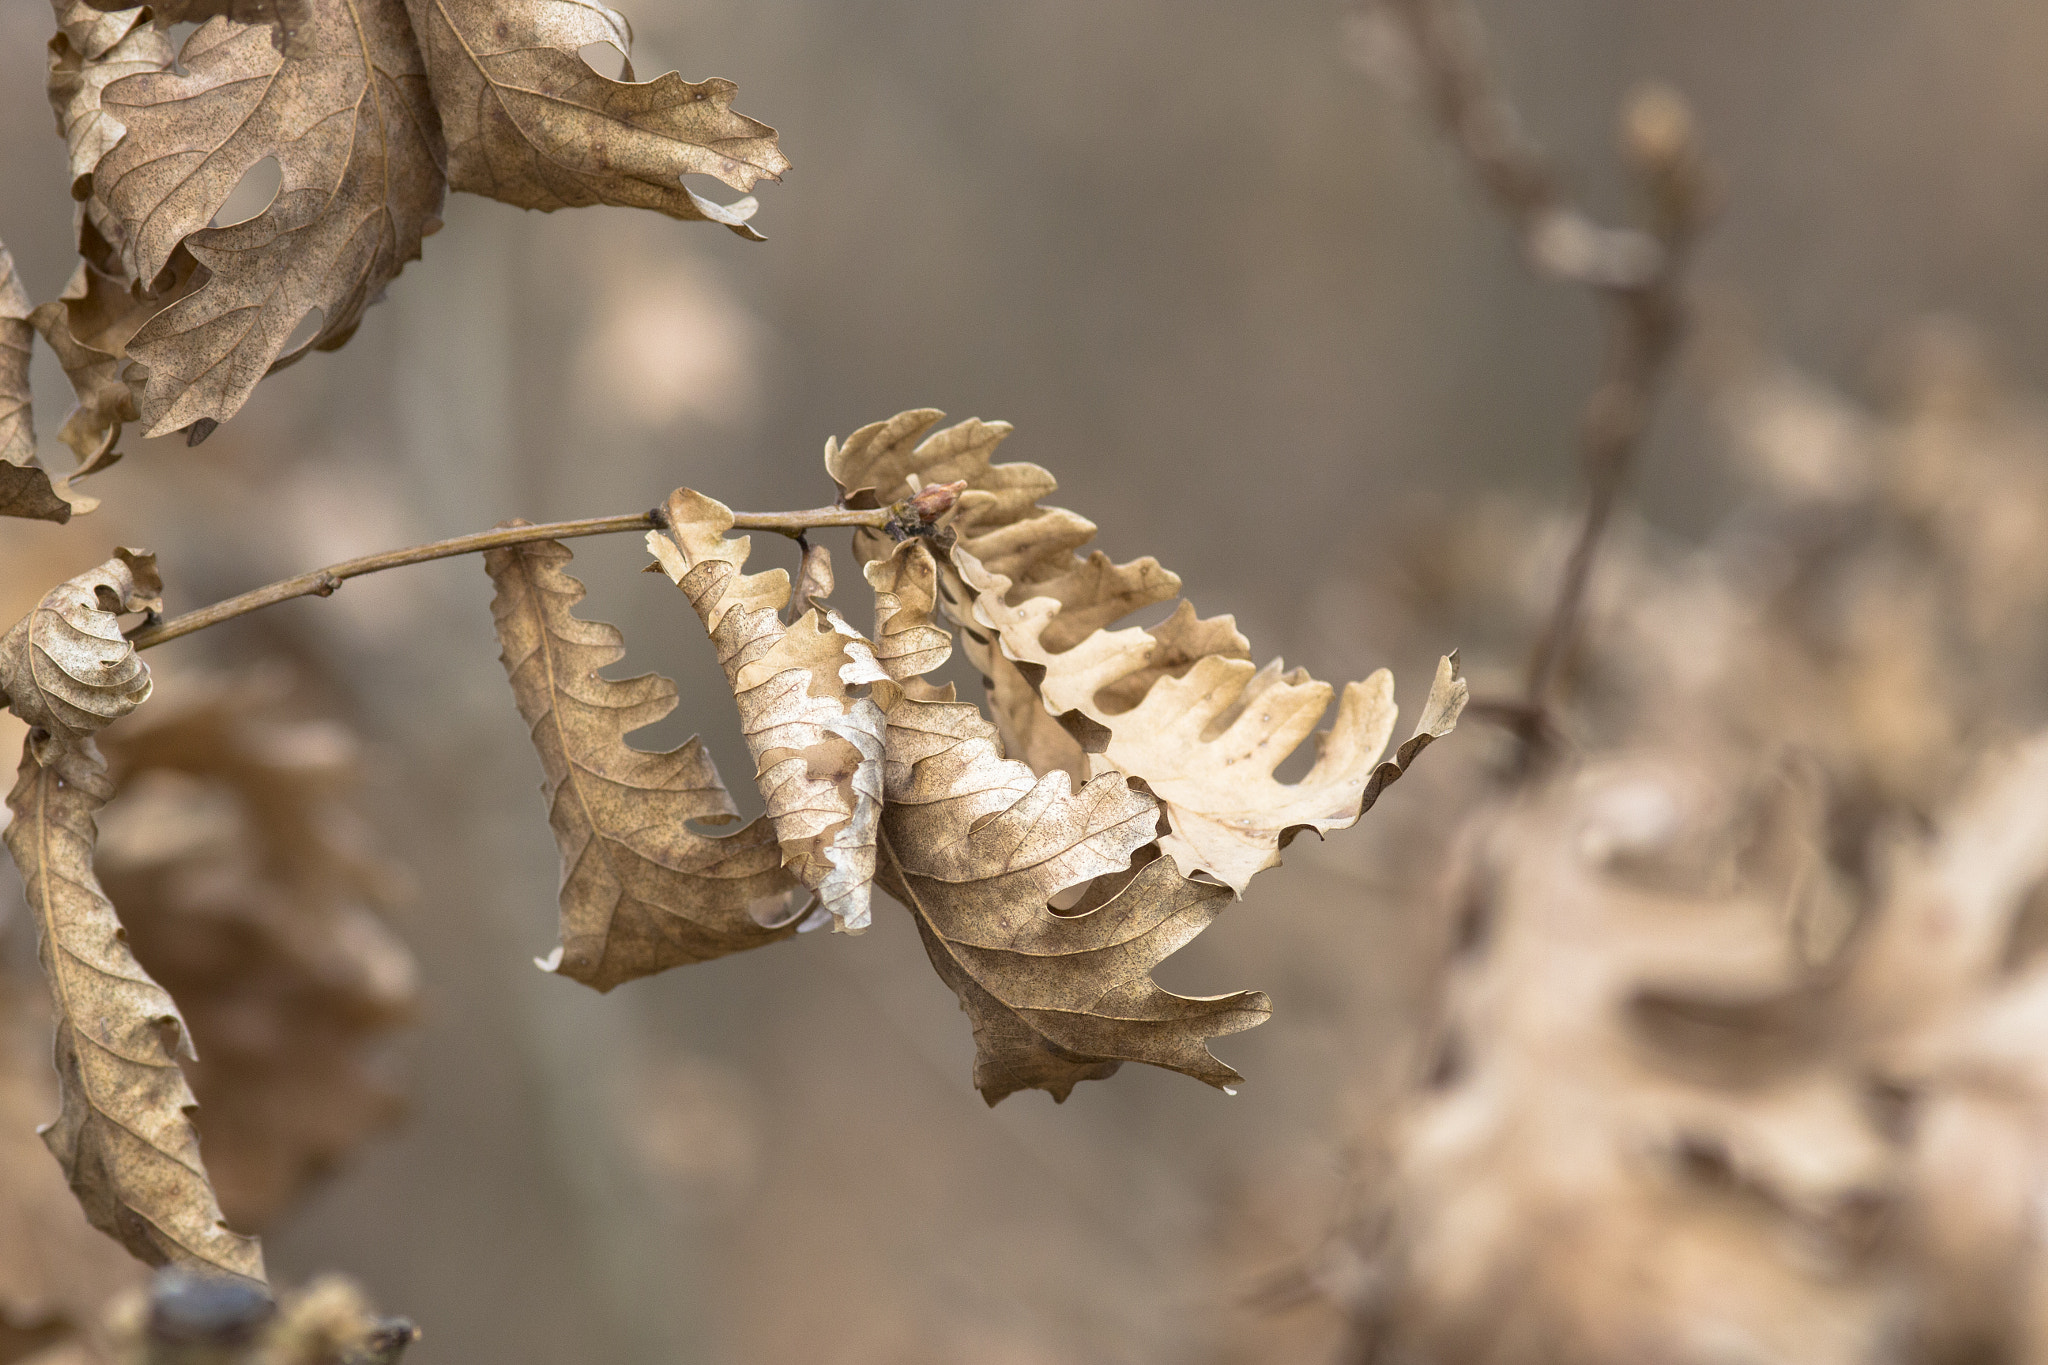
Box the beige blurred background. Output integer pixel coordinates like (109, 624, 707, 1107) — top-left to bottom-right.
(5, 2, 2048, 1361)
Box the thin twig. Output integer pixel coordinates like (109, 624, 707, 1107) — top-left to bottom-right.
(128, 505, 893, 651)
(1361, 0, 1711, 757)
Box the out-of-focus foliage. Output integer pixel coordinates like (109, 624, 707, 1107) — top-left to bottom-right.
(95, 670, 419, 1233)
(1233, 321, 2048, 1364)
(99, 1268, 415, 1365)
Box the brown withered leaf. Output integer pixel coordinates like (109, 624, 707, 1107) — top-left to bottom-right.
(39, 0, 786, 484)
(96, 3, 445, 437)
(867, 538, 1269, 1104)
(485, 533, 796, 991)
(828, 410, 1466, 894)
(4, 737, 263, 1285)
(0, 242, 70, 525)
(0, 974, 146, 1362)
(650, 491, 886, 933)
(402, 0, 788, 238)
(94, 670, 419, 1231)
(0, 551, 159, 758)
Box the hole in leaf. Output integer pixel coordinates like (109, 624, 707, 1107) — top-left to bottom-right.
(1270, 736, 1320, 785)
(277, 307, 324, 360)
(578, 41, 628, 80)
(1047, 884, 1089, 912)
(166, 21, 200, 73)
(212, 156, 281, 227)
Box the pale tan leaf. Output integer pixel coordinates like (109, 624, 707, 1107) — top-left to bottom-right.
(0, 551, 159, 759)
(4, 736, 263, 1284)
(649, 491, 885, 933)
(0, 242, 70, 525)
(485, 534, 796, 991)
(402, 0, 788, 237)
(828, 410, 1466, 894)
(864, 539, 1268, 1103)
(95, 669, 419, 1231)
(95, 3, 445, 436)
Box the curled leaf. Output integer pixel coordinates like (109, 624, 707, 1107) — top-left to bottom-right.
(485, 533, 796, 991)
(870, 539, 1269, 1103)
(4, 736, 264, 1284)
(0, 240, 70, 524)
(27, 243, 191, 495)
(0, 549, 161, 760)
(402, 0, 789, 238)
(828, 410, 1466, 894)
(650, 491, 885, 933)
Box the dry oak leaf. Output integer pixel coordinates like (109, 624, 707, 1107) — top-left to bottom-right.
(650, 490, 886, 933)
(95, 3, 445, 437)
(827, 409, 1468, 894)
(828, 410, 1206, 786)
(868, 538, 1270, 1103)
(95, 669, 419, 1231)
(485, 533, 797, 991)
(0, 550, 160, 760)
(4, 736, 264, 1285)
(401, 0, 789, 238)
(0, 241, 71, 525)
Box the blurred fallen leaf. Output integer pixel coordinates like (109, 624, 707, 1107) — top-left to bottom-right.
(93, 669, 420, 1231)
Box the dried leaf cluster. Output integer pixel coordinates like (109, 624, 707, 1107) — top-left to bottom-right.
(0, 402, 1458, 1294)
(493, 413, 1465, 1104)
(3, 0, 785, 522)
